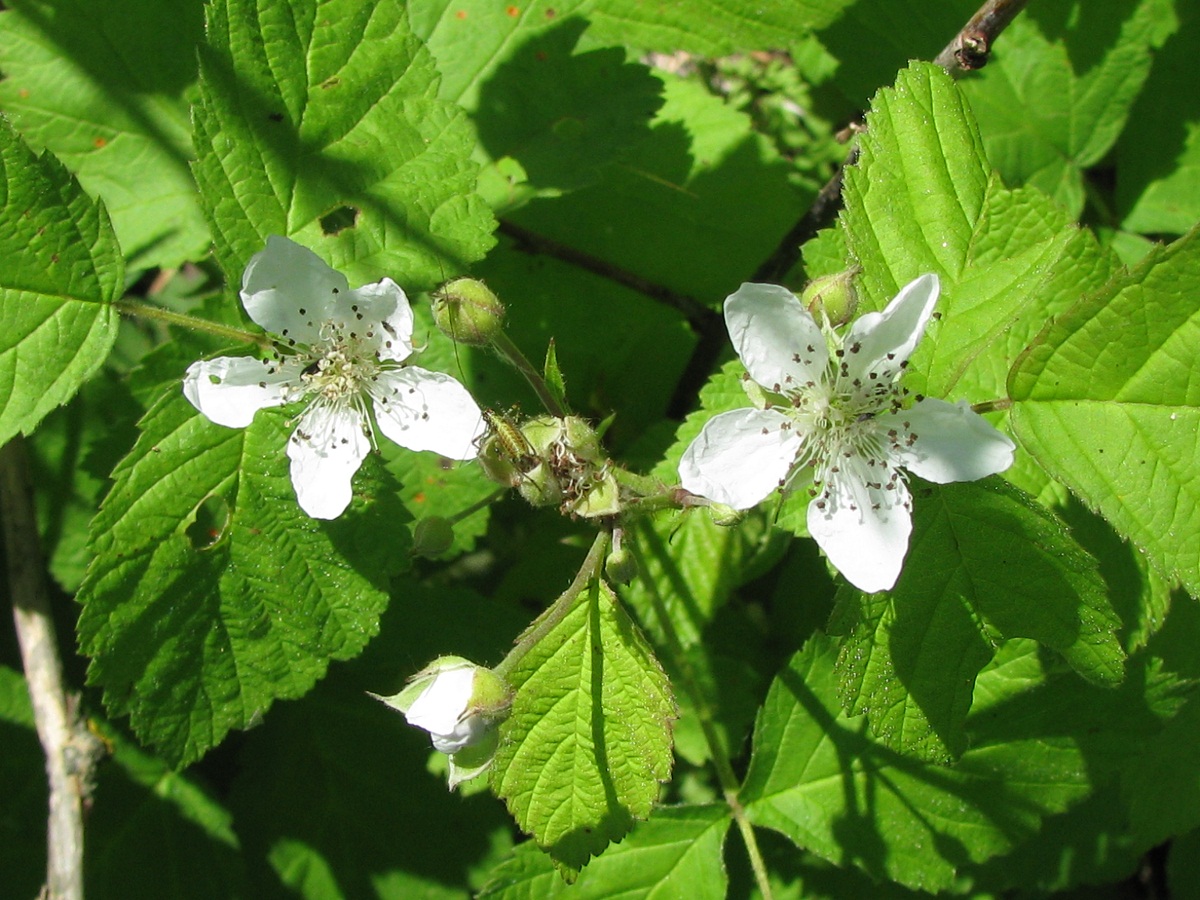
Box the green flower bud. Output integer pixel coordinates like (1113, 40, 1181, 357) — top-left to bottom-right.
(519, 415, 565, 455)
(560, 416, 603, 462)
(373, 656, 511, 754)
(517, 462, 564, 508)
(411, 516, 455, 558)
(604, 542, 638, 584)
(800, 270, 859, 328)
(478, 432, 522, 487)
(707, 502, 745, 526)
(432, 278, 505, 346)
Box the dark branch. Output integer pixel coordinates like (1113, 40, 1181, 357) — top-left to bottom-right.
(496, 219, 719, 334)
(934, 0, 1033, 74)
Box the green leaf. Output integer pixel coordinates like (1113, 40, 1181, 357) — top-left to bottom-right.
(620, 509, 785, 766)
(29, 374, 140, 593)
(1010, 225, 1200, 600)
(77, 391, 405, 766)
(1123, 696, 1200, 848)
(741, 634, 1163, 892)
(412, 0, 589, 110)
(490, 579, 675, 872)
(0, 666, 45, 900)
(477, 804, 730, 899)
(1116, 2, 1200, 234)
(841, 62, 1121, 407)
(959, 0, 1171, 217)
(86, 725, 247, 899)
(192, 0, 494, 289)
(0, 116, 120, 445)
(1168, 827, 1200, 900)
(622, 510, 781, 651)
(469, 19, 663, 200)
(0, 0, 210, 270)
(229, 681, 511, 900)
(505, 73, 806, 303)
(585, 0, 855, 55)
(389, 444, 495, 559)
(542, 340, 568, 412)
(829, 479, 1123, 762)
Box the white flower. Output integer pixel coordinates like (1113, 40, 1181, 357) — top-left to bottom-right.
(679, 274, 1016, 592)
(183, 236, 485, 519)
(403, 662, 492, 753)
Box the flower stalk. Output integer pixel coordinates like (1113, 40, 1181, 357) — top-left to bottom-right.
(493, 530, 611, 682)
(114, 297, 273, 351)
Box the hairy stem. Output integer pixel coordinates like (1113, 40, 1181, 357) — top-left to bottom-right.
(114, 297, 272, 351)
(447, 488, 509, 526)
(2, 438, 102, 900)
(626, 533, 774, 900)
(487, 329, 570, 418)
(493, 530, 611, 681)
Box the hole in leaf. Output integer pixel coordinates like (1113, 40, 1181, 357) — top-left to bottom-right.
(320, 205, 359, 235)
(186, 495, 230, 550)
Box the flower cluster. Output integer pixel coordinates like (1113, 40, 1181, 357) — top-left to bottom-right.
(680, 274, 1015, 592)
(183, 236, 485, 519)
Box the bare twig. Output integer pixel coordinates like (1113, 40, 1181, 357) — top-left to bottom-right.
(934, 0, 1033, 74)
(2, 437, 101, 900)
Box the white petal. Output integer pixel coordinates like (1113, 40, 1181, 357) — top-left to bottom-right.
(182, 356, 295, 428)
(725, 283, 828, 394)
(241, 236, 349, 342)
(339, 278, 415, 363)
(807, 458, 912, 593)
(882, 398, 1016, 484)
(286, 403, 371, 519)
(844, 274, 939, 379)
(372, 367, 485, 460)
(679, 408, 803, 509)
(406, 665, 485, 752)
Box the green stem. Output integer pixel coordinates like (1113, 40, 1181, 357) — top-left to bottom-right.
(610, 467, 669, 499)
(114, 298, 272, 351)
(488, 330, 568, 418)
(493, 530, 610, 681)
(626, 534, 774, 900)
(447, 488, 508, 526)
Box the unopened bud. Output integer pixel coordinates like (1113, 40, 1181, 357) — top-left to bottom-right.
(411, 516, 455, 558)
(605, 543, 638, 584)
(517, 463, 564, 508)
(373, 656, 511, 755)
(432, 278, 505, 346)
(707, 502, 745, 526)
(561, 416, 603, 462)
(800, 270, 859, 328)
